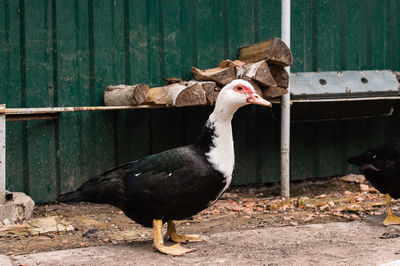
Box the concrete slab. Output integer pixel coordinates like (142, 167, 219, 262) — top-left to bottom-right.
(0, 216, 75, 237)
(11, 221, 400, 266)
(0, 255, 12, 266)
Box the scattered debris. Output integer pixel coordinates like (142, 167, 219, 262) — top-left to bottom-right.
(339, 174, 365, 183)
(0, 216, 75, 237)
(29, 216, 75, 236)
(82, 228, 99, 238)
(360, 184, 369, 192)
(380, 229, 400, 239)
(109, 230, 150, 242)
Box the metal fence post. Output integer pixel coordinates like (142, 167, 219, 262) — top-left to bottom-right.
(0, 104, 6, 204)
(281, 0, 291, 199)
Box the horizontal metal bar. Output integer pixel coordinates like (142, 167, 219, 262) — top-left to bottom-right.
(6, 113, 60, 121)
(1, 104, 171, 115)
(291, 96, 400, 103)
(0, 95, 397, 116)
(290, 70, 400, 95)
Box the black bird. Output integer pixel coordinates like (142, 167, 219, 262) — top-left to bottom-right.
(57, 79, 272, 255)
(348, 139, 400, 225)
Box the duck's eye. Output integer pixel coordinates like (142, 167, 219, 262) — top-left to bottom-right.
(236, 86, 243, 91)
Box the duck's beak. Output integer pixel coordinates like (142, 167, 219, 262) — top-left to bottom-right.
(246, 93, 272, 107)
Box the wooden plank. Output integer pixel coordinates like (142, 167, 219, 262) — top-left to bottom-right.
(147, 0, 162, 86)
(0, 4, 6, 202)
(129, 0, 149, 84)
(258, 0, 280, 42)
(181, 0, 203, 148)
(124, 0, 151, 162)
(291, 0, 313, 72)
(109, 0, 129, 166)
(162, 0, 182, 80)
(2, 0, 24, 193)
(231, 106, 258, 185)
(90, 0, 117, 175)
(343, 0, 368, 70)
(290, 122, 315, 180)
(182, 106, 212, 145)
(0, 105, 5, 204)
(75, 0, 91, 185)
(343, 118, 372, 173)
(0, 2, 7, 197)
(0, 1, 6, 104)
(315, 0, 341, 71)
(369, 1, 390, 69)
(150, 108, 185, 154)
(226, 0, 254, 59)
(258, 108, 281, 183)
(24, 0, 57, 203)
(385, 103, 400, 141)
(122, 109, 151, 160)
(368, 117, 387, 149)
(390, 0, 400, 70)
(56, 0, 84, 194)
(179, 0, 196, 80)
(149, 0, 186, 154)
(196, 0, 224, 69)
(315, 121, 342, 177)
(226, 1, 258, 185)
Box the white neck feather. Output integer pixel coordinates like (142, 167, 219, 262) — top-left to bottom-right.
(205, 96, 245, 191)
(206, 115, 234, 180)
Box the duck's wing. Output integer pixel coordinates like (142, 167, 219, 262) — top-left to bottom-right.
(59, 146, 201, 206)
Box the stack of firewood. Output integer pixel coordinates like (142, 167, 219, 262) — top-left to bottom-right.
(104, 38, 292, 107)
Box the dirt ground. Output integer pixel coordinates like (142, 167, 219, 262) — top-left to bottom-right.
(2, 175, 400, 265)
(10, 220, 400, 266)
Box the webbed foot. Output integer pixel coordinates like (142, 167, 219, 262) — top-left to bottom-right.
(165, 220, 207, 243)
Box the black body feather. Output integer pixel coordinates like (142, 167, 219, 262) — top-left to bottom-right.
(347, 139, 400, 198)
(57, 123, 225, 227)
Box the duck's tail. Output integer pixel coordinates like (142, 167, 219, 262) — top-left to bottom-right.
(57, 190, 85, 203)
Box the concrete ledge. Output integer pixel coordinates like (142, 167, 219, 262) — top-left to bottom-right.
(0, 255, 12, 266)
(0, 191, 34, 225)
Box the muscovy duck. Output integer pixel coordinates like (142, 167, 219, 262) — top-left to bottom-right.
(57, 79, 272, 255)
(348, 139, 400, 225)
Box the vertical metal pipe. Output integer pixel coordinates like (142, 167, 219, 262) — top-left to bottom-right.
(281, 0, 290, 198)
(0, 104, 6, 204)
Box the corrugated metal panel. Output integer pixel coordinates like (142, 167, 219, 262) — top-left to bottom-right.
(0, 0, 399, 203)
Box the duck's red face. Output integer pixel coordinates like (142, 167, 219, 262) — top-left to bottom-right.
(233, 84, 272, 107)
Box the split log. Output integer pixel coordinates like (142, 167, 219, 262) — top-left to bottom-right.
(242, 78, 263, 97)
(163, 77, 182, 85)
(144, 85, 178, 105)
(145, 83, 206, 106)
(236, 60, 276, 87)
(175, 83, 207, 107)
(103, 84, 149, 106)
(188, 81, 220, 105)
(191, 65, 236, 86)
(269, 64, 289, 88)
(218, 59, 245, 68)
(239, 38, 293, 67)
(262, 85, 288, 99)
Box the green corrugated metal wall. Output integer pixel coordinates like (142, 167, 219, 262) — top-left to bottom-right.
(0, 0, 399, 203)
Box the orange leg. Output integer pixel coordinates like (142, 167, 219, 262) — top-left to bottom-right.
(152, 219, 197, 256)
(164, 220, 207, 243)
(383, 194, 400, 226)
